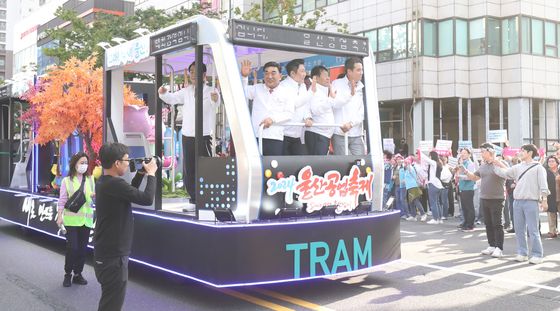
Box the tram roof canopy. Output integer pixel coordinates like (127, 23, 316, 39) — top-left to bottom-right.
(105, 16, 369, 75)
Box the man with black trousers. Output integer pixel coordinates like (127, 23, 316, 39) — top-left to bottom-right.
(93, 143, 157, 311)
(159, 62, 219, 207)
(461, 143, 507, 258)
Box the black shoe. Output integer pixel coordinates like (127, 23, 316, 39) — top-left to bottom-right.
(63, 273, 72, 287)
(507, 228, 515, 233)
(72, 273, 88, 285)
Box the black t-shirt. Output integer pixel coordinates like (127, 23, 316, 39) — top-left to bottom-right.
(93, 173, 155, 259)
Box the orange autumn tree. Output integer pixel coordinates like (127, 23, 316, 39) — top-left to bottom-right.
(26, 55, 144, 162)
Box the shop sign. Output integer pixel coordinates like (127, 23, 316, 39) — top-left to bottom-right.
(266, 165, 374, 214)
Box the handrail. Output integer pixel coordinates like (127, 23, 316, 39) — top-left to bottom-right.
(163, 63, 176, 192)
(257, 122, 349, 155)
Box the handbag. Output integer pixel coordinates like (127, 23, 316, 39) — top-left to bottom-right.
(64, 177, 87, 213)
(407, 187, 423, 203)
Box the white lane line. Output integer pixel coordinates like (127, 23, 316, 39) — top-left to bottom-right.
(399, 259, 560, 293)
(400, 231, 416, 234)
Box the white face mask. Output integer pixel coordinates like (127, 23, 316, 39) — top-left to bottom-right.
(77, 164, 88, 174)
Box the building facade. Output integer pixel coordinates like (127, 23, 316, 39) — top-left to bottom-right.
(279, 0, 560, 152)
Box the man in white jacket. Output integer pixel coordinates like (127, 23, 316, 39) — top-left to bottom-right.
(240, 60, 294, 155)
(306, 65, 336, 155)
(331, 57, 365, 155)
(281, 59, 313, 155)
(158, 62, 219, 206)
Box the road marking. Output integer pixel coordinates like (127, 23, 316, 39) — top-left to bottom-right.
(400, 259, 560, 293)
(217, 288, 294, 311)
(250, 288, 335, 311)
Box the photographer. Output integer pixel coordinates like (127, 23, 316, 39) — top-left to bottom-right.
(93, 143, 157, 311)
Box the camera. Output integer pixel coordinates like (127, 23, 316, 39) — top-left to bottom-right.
(129, 156, 161, 172)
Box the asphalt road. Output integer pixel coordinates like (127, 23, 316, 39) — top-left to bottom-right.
(1, 213, 559, 311)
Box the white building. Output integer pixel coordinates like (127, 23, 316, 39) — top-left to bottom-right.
(298, 0, 560, 151)
(10, 0, 67, 95)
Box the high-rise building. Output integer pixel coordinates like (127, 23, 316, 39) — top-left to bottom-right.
(261, 0, 560, 151)
(0, 0, 11, 81)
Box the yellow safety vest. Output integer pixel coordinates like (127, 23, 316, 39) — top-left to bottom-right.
(63, 175, 95, 228)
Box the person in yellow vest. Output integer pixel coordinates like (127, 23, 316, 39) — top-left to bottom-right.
(56, 151, 95, 287)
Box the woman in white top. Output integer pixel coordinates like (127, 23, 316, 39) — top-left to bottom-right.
(420, 151, 445, 224)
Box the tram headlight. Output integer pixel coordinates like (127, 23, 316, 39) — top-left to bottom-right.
(366, 167, 372, 174)
(264, 169, 272, 178)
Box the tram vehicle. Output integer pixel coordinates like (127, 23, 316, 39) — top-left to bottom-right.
(0, 16, 400, 287)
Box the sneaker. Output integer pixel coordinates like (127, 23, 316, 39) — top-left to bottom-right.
(529, 257, 543, 264)
(491, 248, 503, 258)
(475, 220, 482, 225)
(72, 273, 87, 285)
(515, 255, 528, 262)
(481, 246, 496, 255)
(438, 219, 444, 224)
(427, 219, 438, 224)
(420, 214, 428, 222)
(442, 217, 447, 220)
(401, 215, 408, 220)
(63, 273, 72, 287)
(507, 228, 515, 233)
(406, 216, 415, 221)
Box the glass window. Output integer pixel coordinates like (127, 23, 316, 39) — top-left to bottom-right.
(0, 10, 6, 19)
(316, 0, 326, 8)
(328, 0, 338, 4)
(365, 30, 377, 52)
(487, 17, 500, 55)
(502, 17, 519, 55)
(377, 26, 392, 62)
(557, 24, 560, 57)
(0, 59, 4, 66)
(545, 21, 557, 57)
(408, 21, 415, 57)
(521, 17, 531, 53)
(393, 23, 407, 59)
(531, 18, 544, 55)
(0, 0, 5, 8)
(0, 22, 5, 31)
(423, 20, 437, 56)
(469, 18, 486, 55)
(438, 19, 453, 56)
(303, 0, 314, 12)
(456, 19, 468, 55)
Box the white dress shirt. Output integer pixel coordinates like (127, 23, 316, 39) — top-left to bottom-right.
(159, 85, 220, 137)
(331, 76, 364, 137)
(243, 78, 294, 141)
(307, 84, 335, 138)
(280, 76, 312, 138)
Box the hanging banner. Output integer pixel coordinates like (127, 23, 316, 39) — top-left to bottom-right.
(266, 165, 374, 214)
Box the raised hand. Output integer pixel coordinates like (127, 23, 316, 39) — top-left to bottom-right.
(240, 59, 252, 77)
(158, 86, 167, 94)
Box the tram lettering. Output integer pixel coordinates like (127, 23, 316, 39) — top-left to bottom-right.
(286, 235, 372, 278)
